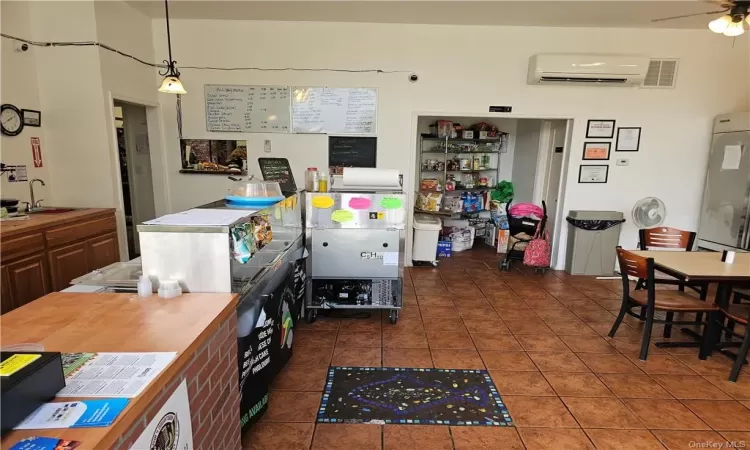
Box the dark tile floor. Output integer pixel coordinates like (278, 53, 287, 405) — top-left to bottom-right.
(243, 248, 750, 449)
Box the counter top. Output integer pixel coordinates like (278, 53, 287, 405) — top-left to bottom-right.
(0, 292, 239, 449)
(0, 208, 115, 238)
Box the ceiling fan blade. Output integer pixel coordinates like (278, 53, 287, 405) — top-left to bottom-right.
(651, 9, 729, 22)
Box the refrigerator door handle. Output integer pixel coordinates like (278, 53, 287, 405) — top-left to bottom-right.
(743, 196, 750, 250)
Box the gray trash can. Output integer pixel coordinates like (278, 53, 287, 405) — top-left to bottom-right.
(565, 211, 625, 276)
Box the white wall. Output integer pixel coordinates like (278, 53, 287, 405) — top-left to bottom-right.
(153, 20, 748, 267)
(0, 1, 51, 204)
(511, 120, 543, 203)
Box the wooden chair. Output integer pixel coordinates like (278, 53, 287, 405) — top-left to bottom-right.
(637, 227, 709, 336)
(609, 248, 719, 361)
(716, 304, 750, 382)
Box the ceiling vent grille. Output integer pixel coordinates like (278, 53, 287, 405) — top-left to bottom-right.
(642, 59, 679, 88)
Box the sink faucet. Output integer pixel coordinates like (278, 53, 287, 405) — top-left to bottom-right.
(27, 178, 45, 212)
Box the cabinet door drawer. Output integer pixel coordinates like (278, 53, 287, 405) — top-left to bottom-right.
(1, 232, 45, 261)
(48, 242, 90, 291)
(46, 215, 117, 248)
(6, 253, 50, 308)
(86, 232, 120, 270)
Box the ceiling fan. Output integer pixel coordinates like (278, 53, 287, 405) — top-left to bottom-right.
(652, 0, 750, 37)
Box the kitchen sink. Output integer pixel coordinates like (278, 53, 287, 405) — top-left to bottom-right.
(27, 207, 78, 214)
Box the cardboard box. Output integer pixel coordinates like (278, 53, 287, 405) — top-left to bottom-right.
(496, 229, 509, 253)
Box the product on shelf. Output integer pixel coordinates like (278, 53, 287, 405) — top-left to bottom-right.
(417, 192, 443, 212)
(420, 178, 441, 191)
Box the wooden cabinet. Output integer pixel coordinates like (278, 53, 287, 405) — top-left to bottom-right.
(4, 253, 50, 311)
(48, 242, 89, 292)
(0, 210, 119, 314)
(86, 232, 119, 271)
(1, 265, 13, 314)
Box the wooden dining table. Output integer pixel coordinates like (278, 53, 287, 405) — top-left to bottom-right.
(631, 250, 750, 358)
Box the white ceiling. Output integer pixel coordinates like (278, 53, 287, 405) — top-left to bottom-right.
(127, 0, 733, 29)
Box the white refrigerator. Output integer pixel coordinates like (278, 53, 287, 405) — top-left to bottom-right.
(697, 112, 750, 252)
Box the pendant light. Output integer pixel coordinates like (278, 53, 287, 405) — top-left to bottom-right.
(158, 0, 186, 94)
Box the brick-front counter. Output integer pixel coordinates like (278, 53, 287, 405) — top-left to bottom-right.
(1, 292, 241, 450)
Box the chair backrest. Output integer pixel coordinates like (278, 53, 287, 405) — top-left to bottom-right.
(616, 248, 649, 279)
(638, 227, 696, 251)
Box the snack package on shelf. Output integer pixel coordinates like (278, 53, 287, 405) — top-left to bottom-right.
(417, 192, 443, 212)
(420, 178, 441, 191)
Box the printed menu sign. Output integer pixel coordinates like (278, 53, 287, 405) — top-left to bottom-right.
(205, 85, 291, 133)
(292, 87, 377, 134)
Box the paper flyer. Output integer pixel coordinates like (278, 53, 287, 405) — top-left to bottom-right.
(58, 352, 176, 398)
(14, 399, 129, 430)
(9, 437, 82, 450)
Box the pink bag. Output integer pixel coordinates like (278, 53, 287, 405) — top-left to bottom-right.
(523, 225, 551, 268)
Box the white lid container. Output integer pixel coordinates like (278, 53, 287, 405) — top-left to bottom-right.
(413, 214, 443, 231)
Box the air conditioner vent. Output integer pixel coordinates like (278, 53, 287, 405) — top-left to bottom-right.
(642, 59, 678, 88)
(540, 76, 627, 84)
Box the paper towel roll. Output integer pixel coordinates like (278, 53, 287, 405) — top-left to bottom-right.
(342, 168, 401, 187)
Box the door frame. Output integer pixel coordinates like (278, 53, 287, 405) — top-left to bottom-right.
(105, 91, 168, 261)
(409, 111, 574, 268)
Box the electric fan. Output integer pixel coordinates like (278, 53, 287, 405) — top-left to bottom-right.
(632, 197, 667, 228)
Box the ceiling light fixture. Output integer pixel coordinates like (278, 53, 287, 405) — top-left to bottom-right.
(158, 0, 186, 94)
(708, 3, 749, 37)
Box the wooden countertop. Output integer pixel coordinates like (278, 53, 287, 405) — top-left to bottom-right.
(0, 208, 115, 238)
(0, 292, 239, 449)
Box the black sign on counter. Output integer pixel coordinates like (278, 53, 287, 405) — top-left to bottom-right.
(328, 136, 377, 174)
(258, 157, 297, 193)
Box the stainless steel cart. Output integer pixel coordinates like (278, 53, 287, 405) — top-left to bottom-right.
(305, 189, 406, 324)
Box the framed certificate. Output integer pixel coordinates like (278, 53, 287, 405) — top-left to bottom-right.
(586, 120, 616, 138)
(582, 142, 611, 160)
(616, 127, 641, 151)
(22, 109, 41, 127)
(579, 165, 609, 183)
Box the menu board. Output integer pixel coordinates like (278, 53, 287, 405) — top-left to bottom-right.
(205, 85, 291, 133)
(329, 136, 377, 172)
(258, 157, 297, 192)
(292, 87, 377, 134)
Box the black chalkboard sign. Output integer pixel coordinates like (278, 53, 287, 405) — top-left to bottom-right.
(328, 136, 377, 174)
(258, 158, 297, 193)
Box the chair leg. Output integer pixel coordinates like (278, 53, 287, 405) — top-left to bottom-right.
(729, 328, 750, 382)
(663, 312, 674, 338)
(700, 311, 720, 360)
(640, 306, 655, 361)
(726, 320, 736, 340)
(608, 300, 629, 338)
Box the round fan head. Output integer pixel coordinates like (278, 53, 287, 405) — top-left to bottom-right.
(632, 197, 667, 228)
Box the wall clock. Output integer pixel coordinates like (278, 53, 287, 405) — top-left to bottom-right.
(1, 104, 24, 136)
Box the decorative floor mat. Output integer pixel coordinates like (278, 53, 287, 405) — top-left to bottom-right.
(317, 367, 513, 426)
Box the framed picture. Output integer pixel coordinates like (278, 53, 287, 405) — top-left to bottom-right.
(582, 142, 611, 160)
(616, 127, 641, 152)
(586, 120, 616, 138)
(22, 109, 41, 127)
(579, 165, 609, 183)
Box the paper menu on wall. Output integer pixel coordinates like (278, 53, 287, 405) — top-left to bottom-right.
(144, 208, 257, 226)
(57, 352, 176, 398)
(292, 87, 377, 134)
(205, 85, 291, 133)
(721, 145, 743, 170)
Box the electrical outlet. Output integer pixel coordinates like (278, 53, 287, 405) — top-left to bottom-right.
(616, 158, 629, 166)
(264, 140, 272, 153)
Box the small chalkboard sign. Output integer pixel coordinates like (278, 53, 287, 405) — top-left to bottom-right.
(258, 157, 297, 193)
(328, 136, 377, 174)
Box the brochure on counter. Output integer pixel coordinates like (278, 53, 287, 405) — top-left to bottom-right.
(10, 437, 82, 450)
(14, 398, 129, 430)
(59, 352, 177, 398)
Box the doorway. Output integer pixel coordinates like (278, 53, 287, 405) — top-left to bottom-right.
(411, 114, 571, 268)
(113, 101, 156, 258)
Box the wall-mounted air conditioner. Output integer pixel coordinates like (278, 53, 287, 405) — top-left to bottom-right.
(528, 54, 650, 87)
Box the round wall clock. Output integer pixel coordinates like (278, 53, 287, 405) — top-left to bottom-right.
(1, 104, 24, 136)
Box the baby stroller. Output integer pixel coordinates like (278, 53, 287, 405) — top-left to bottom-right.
(498, 200, 547, 272)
